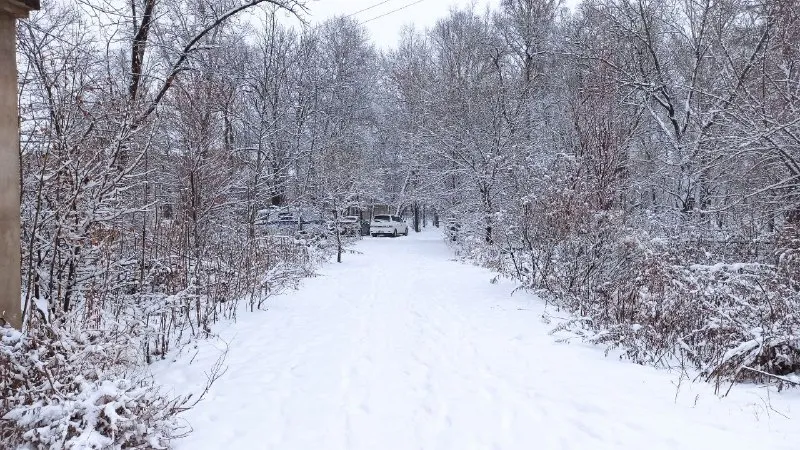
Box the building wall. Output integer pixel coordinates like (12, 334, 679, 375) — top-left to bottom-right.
(0, 13, 21, 328)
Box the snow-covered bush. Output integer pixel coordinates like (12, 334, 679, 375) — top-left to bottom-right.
(450, 150, 800, 387)
(777, 224, 800, 277)
(1, 324, 184, 449)
(487, 212, 800, 387)
(549, 234, 799, 384)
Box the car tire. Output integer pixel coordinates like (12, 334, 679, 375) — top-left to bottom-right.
(371, 233, 377, 237)
(393, 229, 398, 237)
(403, 229, 409, 236)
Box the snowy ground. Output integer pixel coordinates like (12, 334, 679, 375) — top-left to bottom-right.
(155, 229, 800, 450)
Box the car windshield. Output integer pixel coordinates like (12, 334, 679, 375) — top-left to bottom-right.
(373, 215, 390, 222)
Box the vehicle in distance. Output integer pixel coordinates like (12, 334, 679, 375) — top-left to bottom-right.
(336, 215, 362, 236)
(370, 215, 408, 237)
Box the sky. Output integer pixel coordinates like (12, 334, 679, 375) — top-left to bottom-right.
(292, 0, 579, 49)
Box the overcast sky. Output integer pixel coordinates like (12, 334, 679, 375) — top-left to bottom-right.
(294, 0, 579, 49)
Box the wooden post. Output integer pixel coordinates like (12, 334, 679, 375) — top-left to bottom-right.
(0, 0, 39, 329)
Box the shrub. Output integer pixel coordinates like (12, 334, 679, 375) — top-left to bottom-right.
(456, 172, 800, 388)
(517, 227, 800, 389)
(1, 324, 185, 449)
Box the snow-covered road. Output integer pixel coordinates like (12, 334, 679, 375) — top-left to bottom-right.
(157, 230, 799, 450)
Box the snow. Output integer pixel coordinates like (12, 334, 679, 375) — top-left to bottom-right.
(688, 262, 765, 273)
(155, 229, 800, 450)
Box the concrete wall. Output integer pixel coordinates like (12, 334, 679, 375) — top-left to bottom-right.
(0, 14, 21, 328)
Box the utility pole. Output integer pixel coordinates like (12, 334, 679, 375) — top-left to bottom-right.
(0, 0, 39, 329)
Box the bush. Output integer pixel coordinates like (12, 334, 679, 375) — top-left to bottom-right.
(1, 324, 184, 449)
(502, 223, 800, 389)
(454, 166, 800, 388)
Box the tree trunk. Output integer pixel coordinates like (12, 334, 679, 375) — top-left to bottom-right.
(413, 202, 421, 232)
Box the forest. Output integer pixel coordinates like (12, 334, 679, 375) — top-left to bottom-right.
(2, 0, 799, 447)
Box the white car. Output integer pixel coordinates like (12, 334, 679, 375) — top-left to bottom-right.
(370, 215, 409, 237)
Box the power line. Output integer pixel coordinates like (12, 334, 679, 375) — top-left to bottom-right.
(346, 0, 394, 18)
(361, 0, 427, 24)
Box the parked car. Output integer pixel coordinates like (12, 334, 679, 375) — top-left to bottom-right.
(269, 213, 301, 228)
(270, 211, 297, 222)
(370, 215, 409, 237)
(266, 212, 313, 234)
(336, 215, 361, 236)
